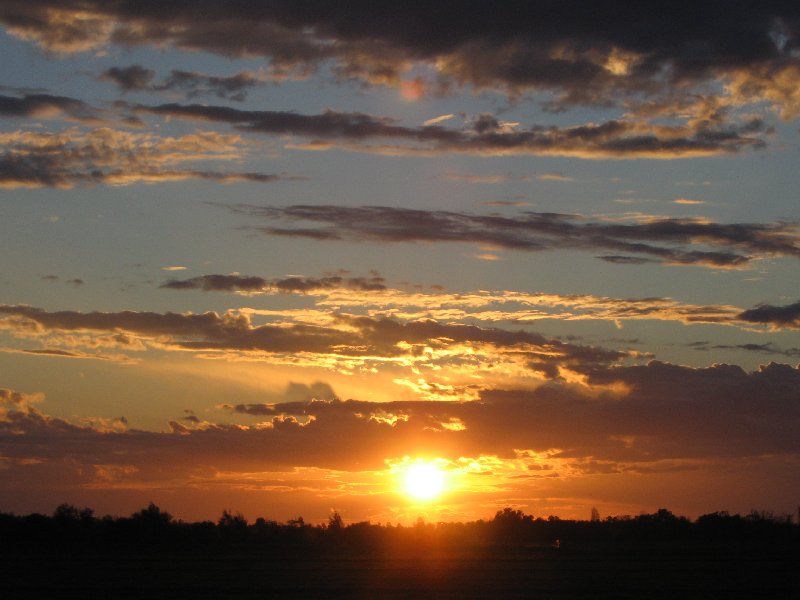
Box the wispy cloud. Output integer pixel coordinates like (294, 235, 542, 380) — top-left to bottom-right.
(537, 172, 573, 182)
(161, 273, 386, 294)
(102, 65, 266, 101)
(0, 303, 629, 383)
(423, 114, 456, 126)
(0, 127, 302, 188)
(224, 204, 800, 268)
(138, 103, 769, 158)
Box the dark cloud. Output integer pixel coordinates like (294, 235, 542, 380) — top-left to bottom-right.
(0, 93, 99, 122)
(1, 361, 798, 481)
(224, 204, 800, 268)
(713, 343, 800, 358)
(737, 300, 800, 328)
(157, 70, 263, 102)
(138, 103, 767, 158)
(597, 255, 657, 265)
(103, 65, 263, 101)
(688, 339, 800, 356)
(4, 2, 800, 117)
(40, 275, 83, 286)
(160, 273, 386, 293)
(102, 65, 155, 91)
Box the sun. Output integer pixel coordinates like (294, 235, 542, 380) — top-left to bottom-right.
(402, 460, 446, 501)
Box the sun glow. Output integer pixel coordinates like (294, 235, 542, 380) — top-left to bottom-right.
(401, 460, 446, 501)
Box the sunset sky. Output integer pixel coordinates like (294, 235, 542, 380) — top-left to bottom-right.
(1, 1, 799, 524)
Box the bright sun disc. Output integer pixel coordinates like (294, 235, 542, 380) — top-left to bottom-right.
(403, 461, 445, 501)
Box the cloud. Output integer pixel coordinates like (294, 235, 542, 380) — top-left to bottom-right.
(597, 255, 658, 265)
(160, 273, 387, 294)
(423, 114, 456, 126)
(0, 127, 301, 188)
(737, 300, 800, 329)
(0, 303, 628, 383)
(0, 387, 42, 407)
(0, 93, 100, 123)
(692, 341, 800, 358)
(537, 172, 573, 182)
(443, 172, 511, 184)
(224, 204, 800, 268)
(4, 3, 800, 121)
(101, 65, 155, 92)
(1, 347, 135, 363)
(0, 360, 798, 498)
(138, 102, 769, 158)
(103, 65, 265, 101)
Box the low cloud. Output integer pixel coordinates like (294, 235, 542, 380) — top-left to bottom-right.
(0, 361, 798, 502)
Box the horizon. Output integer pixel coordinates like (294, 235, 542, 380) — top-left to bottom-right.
(6, 500, 798, 528)
(1, 2, 800, 526)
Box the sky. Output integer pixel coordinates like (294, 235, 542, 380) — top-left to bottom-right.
(1, 1, 799, 524)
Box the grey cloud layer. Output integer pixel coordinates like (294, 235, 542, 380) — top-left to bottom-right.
(226, 204, 800, 268)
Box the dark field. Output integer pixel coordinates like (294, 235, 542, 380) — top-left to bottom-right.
(3, 542, 798, 599)
(3, 507, 798, 598)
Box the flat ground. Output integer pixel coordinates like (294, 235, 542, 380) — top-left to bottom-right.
(3, 542, 797, 599)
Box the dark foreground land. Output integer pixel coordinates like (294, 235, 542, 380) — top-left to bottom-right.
(2, 506, 798, 598)
(4, 542, 799, 599)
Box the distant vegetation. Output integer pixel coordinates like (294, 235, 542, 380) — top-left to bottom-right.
(1, 504, 797, 550)
(3, 504, 798, 598)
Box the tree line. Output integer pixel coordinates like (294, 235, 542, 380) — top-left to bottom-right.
(1, 504, 797, 551)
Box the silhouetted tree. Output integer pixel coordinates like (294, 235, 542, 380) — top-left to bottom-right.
(328, 511, 344, 532)
(287, 516, 306, 528)
(132, 502, 172, 526)
(492, 507, 535, 544)
(218, 509, 248, 540)
(129, 502, 174, 543)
